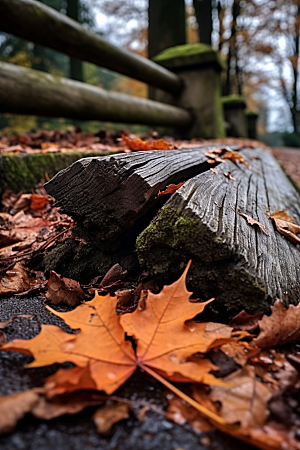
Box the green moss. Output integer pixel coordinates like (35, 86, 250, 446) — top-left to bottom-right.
(221, 95, 246, 109)
(0, 150, 117, 196)
(246, 110, 259, 117)
(154, 43, 214, 60)
(153, 44, 226, 72)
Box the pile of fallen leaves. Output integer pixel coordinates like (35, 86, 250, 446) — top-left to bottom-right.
(1, 262, 300, 449)
(0, 127, 266, 155)
(0, 184, 73, 297)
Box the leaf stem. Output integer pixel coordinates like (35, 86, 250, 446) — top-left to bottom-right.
(139, 364, 226, 425)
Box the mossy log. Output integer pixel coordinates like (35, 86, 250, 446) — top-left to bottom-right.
(44, 147, 213, 246)
(136, 148, 300, 316)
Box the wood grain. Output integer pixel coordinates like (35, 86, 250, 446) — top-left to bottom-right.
(136, 148, 300, 315)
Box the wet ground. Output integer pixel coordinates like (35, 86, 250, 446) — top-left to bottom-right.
(0, 295, 256, 450)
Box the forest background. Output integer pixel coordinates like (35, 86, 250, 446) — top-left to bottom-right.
(1, 0, 300, 147)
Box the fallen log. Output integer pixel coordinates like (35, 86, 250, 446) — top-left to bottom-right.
(44, 147, 214, 245)
(136, 147, 300, 315)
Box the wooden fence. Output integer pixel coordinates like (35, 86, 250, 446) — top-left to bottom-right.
(0, 0, 193, 129)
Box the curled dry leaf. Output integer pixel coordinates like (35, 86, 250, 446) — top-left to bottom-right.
(93, 402, 130, 435)
(229, 205, 269, 236)
(222, 150, 251, 169)
(210, 168, 218, 174)
(253, 299, 300, 348)
(229, 310, 264, 332)
(156, 182, 185, 198)
(0, 263, 32, 296)
(269, 209, 300, 244)
(210, 366, 272, 428)
(45, 271, 86, 307)
(223, 172, 236, 181)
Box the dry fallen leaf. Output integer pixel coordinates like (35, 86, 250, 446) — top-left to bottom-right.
(230, 205, 269, 236)
(223, 172, 236, 180)
(0, 263, 31, 296)
(93, 402, 130, 435)
(210, 366, 272, 427)
(45, 271, 86, 307)
(253, 299, 300, 348)
(156, 182, 185, 198)
(0, 389, 43, 434)
(166, 393, 212, 433)
(122, 135, 173, 151)
(229, 310, 264, 332)
(269, 210, 300, 244)
(222, 150, 251, 169)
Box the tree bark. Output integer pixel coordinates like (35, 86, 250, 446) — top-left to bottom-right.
(193, 0, 212, 45)
(148, 0, 186, 59)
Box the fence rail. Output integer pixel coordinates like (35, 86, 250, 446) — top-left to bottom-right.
(0, 62, 193, 128)
(0, 0, 183, 94)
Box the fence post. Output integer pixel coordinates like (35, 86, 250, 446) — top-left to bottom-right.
(152, 44, 226, 139)
(246, 111, 259, 139)
(221, 95, 247, 138)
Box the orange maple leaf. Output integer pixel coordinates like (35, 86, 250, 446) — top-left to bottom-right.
(1, 262, 242, 423)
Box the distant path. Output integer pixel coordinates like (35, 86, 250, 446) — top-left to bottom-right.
(273, 146, 300, 188)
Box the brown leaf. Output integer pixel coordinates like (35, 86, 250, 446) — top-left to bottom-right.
(100, 263, 128, 288)
(0, 263, 31, 296)
(230, 205, 269, 236)
(253, 299, 300, 348)
(269, 210, 300, 244)
(45, 271, 86, 307)
(210, 366, 272, 427)
(0, 389, 43, 435)
(223, 172, 236, 180)
(229, 310, 264, 332)
(210, 168, 218, 174)
(30, 193, 50, 211)
(156, 182, 185, 198)
(166, 393, 212, 433)
(93, 402, 130, 435)
(222, 150, 251, 169)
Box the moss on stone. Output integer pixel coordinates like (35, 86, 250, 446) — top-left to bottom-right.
(0, 150, 116, 196)
(246, 110, 259, 117)
(153, 44, 226, 72)
(221, 95, 246, 109)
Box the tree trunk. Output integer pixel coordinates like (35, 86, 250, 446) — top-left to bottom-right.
(66, 0, 83, 81)
(148, 0, 186, 59)
(193, 0, 212, 45)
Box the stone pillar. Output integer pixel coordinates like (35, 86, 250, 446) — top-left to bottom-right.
(152, 44, 226, 139)
(246, 111, 259, 140)
(221, 95, 247, 138)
